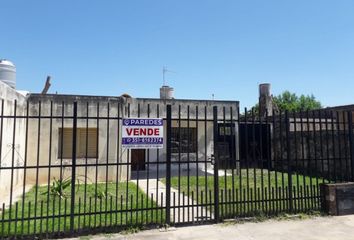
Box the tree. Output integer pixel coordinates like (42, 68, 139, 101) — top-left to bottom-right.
(273, 91, 322, 112)
(246, 91, 322, 116)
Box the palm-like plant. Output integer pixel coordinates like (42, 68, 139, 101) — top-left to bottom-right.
(42, 177, 72, 199)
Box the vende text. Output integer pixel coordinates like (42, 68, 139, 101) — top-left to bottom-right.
(126, 128, 160, 136)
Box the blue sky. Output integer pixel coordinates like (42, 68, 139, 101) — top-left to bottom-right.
(1, 1, 354, 109)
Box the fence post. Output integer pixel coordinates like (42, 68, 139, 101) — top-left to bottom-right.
(347, 111, 354, 181)
(70, 102, 77, 232)
(165, 105, 172, 225)
(285, 111, 293, 212)
(213, 106, 220, 222)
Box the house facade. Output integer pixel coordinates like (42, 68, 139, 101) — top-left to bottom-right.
(0, 81, 239, 199)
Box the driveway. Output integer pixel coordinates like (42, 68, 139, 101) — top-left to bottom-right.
(68, 215, 354, 240)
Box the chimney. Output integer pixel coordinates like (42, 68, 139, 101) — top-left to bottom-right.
(259, 83, 273, 117)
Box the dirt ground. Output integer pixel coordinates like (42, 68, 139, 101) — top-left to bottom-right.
(68, 215, 354, 240)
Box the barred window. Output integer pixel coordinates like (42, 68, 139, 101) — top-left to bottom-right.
(171, 127, 197, 153)
(58, 128, 98, 159)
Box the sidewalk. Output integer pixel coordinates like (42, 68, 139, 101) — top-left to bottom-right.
(68, 215, 354, 240)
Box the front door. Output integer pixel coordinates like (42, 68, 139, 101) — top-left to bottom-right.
(239, 123, 270, 168)
(217, 123, 236, 169)
(131, 149, 146, 171)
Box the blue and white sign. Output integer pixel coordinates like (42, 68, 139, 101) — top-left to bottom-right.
(122, 118, 164, 149)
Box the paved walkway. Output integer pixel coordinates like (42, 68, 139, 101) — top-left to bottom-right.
(130, 179, 213, 223)
(67, 215, 354, 240)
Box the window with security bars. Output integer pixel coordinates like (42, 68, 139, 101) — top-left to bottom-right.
(171, 127, 197, 153)
(58, 128, 98, 158)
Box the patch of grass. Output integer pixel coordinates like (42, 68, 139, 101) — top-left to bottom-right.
(164, 169, 324, 215)
(0, 182, 165, 237)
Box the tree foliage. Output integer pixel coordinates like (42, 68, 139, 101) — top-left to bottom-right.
(247, 91, 322, 115)
(273, 91, 322, 112)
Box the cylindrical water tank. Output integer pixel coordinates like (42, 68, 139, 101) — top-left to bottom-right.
(259, 83, 270, 97)
(0, 59, 16, 89)
(160, 85, 174, 99)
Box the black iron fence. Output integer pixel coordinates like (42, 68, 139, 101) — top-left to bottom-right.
(0, 99, 353, 239)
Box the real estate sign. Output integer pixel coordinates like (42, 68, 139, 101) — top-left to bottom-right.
(122, 118, 164, 149)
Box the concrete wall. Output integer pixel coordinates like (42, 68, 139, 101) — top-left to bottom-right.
(0, 81, 28, 205)
(26, 95, 127, 185)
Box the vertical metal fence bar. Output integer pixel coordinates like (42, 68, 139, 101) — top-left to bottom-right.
(84, 102, 89, 228)
(336, 111, 343, 182)
(155, 104, 159, 217)
(39, 201, 43, 236)
(305, 110, 313, 209)
(222, 107, 227, 218)
(271, 110, 278, 214)
(195, 106, 199, 221)
(134, 103, 140, 226)
(324, 111, 330, 181)
(105, 102, 110, 228)
(230, 107, 235, 217)
(115, 102, 120, 227)
(0, 101, 4, 239)
(178, 105, 182, 223)
(347, 111, 354, 181)
(115, 102, 122, 225)
(292, 110, 299, 212)
(20, 101, 29, 237)
(265, 110, 271, 213)
(204, 106, 208, 221)
(70, 102, 78, 232)
(187, 105, 190, 222)
(318, 110, 324, 183)
(342, 111, 349, 181)
(8, 100, 17, 235)
(300, 111, 307, 210)
(251, 108, 256, 214)
(279, 110, 285, 211)
(0, 100, 3, 167)
(34, 101, 41, 234)
(219, 106, 230, 219)
(237, 107, 242, 217)
(94, 102, 100, 227)
(244, 108, 250, 214)
(285, 111, 293, 212)
(213, 106, 219, 222)
(58, 101, 65, 232)
(258, 108, 264, 213)
(330, 111, 337, 183)
(0, 102, 3, 240)
(145, 103, 150, 225)
(46, 101, 53, 234)
(125, 104, 130, 226)
(165, 105, 172, 225)
(78, 198, 82, 230)
(51, 181, 55, 234)
(27, 202, 31, 236)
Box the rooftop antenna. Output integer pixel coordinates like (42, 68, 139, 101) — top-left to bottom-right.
(162, 66, 175, 86)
